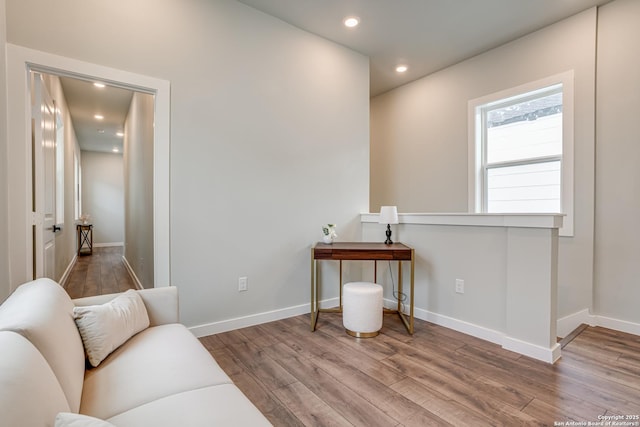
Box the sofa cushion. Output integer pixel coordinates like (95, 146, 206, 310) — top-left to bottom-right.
(54, 413, 116, 427)
(0, 278, 85, 413)
(80, 323, 233, 419)
(74, 289, 150, 367)
(0, 331, 71, 427)
(107, 384, 272, 427)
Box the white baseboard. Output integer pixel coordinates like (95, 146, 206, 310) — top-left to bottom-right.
(557, 309, 596, 338)
(94, 242, 124, 248)
(502, 336, 561, 363)
(410, 305, 560, 363)
(189, 297, 339, 338)
(59, 254, 77, 288)
(556, 309, 640, 338)
(594, 314, 640, 336)
(121, 256, 143, 290)
(412, 305, 504, 345)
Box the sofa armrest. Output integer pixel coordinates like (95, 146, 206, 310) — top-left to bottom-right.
(72, 287, 179, 327)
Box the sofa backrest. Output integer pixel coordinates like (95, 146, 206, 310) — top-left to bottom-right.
(0, 279, 86, 413)
(0, 331, 71, 427)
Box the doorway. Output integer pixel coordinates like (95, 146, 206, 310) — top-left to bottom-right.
(6, 44, 170, 292)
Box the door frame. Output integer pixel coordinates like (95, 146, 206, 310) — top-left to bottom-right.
(6, 44, 171, 291)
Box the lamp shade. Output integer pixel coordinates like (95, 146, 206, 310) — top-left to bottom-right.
(379, 206, 399, 224)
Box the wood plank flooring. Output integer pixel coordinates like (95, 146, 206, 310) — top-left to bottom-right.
(200, 312, 640, 427)
(64, 246, 136, 299)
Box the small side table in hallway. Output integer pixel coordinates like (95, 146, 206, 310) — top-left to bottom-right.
(76, 223, 93, 256)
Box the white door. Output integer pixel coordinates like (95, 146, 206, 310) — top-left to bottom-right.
(32, 72, 58, 280)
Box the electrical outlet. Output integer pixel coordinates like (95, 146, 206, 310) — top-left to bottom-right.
(455, 279, 465, 294)
(238, 276, 248, 292)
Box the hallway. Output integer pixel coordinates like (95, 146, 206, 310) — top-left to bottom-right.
(64, 246, 136, 299)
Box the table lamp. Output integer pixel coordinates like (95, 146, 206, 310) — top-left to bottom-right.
(379, 206, 399, 245)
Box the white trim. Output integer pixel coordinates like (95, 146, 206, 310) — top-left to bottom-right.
(556, 309, 640, 338)
(361, 212, 563, 229)
(411, 305, 504, 345)
(467, 71, 574, 237)
(412, 305, 560, 363)
(122, 256, 144, 290)
(189, 297, 339, 338)
(93, 242, 124, 248)
(6, 44, 170, 289)
(557, 309, 595, 337)
(58, 254, 77, 288)
(502, 336, 562, 364)
(594, 314, 640, 336)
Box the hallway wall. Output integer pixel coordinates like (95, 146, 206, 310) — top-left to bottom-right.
(124, 92, 154, 289)
(81, 151, 125, 246)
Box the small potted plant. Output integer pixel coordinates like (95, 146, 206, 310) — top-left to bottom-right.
(322, 224, 337, 244)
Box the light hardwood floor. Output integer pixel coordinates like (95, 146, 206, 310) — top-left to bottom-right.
(64, 246, 136, 299)
(200, 313, 640, 426)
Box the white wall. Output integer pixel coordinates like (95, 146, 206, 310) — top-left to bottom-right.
(124, 92, 154, 288)
(81, 151, 124, 246)
(370, 9, 597, 327)
(0, 0, 9, 301)
(594, 0, 640, 325)
(4, 0, 370, 327)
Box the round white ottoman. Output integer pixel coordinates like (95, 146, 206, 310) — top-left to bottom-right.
(342, 282, 383, 338)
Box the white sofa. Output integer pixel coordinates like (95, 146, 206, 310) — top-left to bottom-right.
(0, 278, 272, 427)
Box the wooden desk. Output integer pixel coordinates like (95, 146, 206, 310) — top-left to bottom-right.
(311, 242, 415, 334)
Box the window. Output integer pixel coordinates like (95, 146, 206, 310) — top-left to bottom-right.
(468, 72, 574, 236)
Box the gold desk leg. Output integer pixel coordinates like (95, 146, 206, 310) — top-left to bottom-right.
(410, 249, 415, 334)
(395, 252, 415, 335)
(310, 247, 316, 331)
(374, 260, 377, 283)
(397, 260, 403, 313)
(311, 247, 321, 332)
(339, 260, 343, 310)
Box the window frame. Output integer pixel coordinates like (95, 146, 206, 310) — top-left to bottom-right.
(468, 71, 574, 236)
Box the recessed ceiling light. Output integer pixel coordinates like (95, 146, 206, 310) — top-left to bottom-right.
(343, 16, 360, 28)
(112, 147, 120, 153)
(94, 114, 104, 120)
(93, 82, 106, 88)
(116, 132, 124, 137)
(395, 65, 408, 73)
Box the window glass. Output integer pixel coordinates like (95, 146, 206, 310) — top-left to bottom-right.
(487, 160, 561, 213)
(486, 91, 562, 164)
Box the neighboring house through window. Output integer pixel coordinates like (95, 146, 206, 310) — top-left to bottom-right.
(468, 72, 574, 236)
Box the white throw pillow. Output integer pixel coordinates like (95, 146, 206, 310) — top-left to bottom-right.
(54, 412, 116, 427)
(73, 290, 150, 367)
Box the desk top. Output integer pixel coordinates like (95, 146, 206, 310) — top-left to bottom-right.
(313, 242, 413, 261)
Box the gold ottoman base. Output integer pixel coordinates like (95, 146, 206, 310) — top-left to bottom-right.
(345, 329, 380, 338)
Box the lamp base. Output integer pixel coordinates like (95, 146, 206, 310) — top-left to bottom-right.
(384, 224, 393, 245)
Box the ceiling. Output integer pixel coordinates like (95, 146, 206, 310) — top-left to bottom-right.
(236, 0, 612, 96)
(59, 76, 133, 153)
(60, 0, 612, 151)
